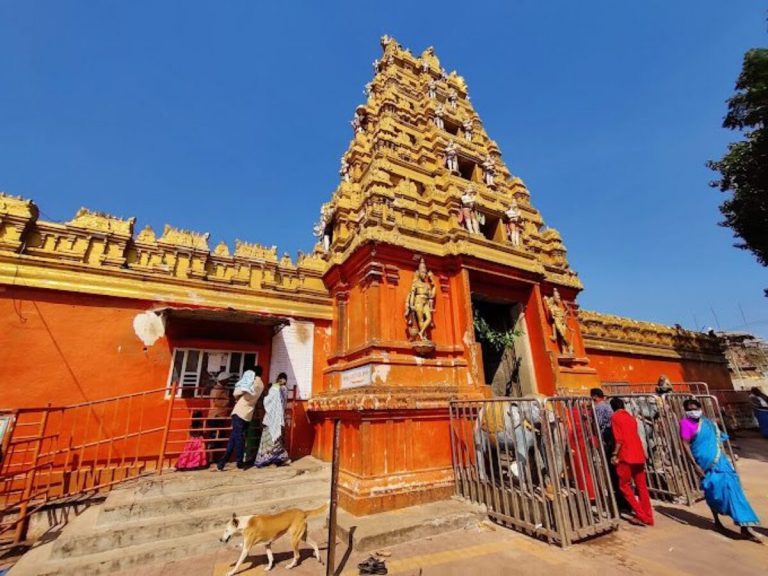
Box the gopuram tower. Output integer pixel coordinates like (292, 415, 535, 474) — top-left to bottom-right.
(309, 36, 599, 514)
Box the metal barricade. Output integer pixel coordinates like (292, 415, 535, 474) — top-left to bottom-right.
(602, 382, 710, 395)
(609, 394, 696, 504)
(660, 393, 739, 505)
(449, 397, 618, 547)
(710, 390, 758, 431)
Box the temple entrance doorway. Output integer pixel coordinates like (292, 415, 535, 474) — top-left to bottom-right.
(471, 297, 537, 397)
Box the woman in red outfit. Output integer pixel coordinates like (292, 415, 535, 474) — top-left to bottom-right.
(610, 397, 654, 526)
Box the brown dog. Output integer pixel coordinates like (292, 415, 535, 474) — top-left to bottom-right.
(219, 502, 327, 574)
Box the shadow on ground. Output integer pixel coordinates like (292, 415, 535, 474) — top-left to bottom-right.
(655, 505, 766, 543)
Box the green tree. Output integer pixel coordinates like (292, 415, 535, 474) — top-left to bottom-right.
(708, 48, 768, 283)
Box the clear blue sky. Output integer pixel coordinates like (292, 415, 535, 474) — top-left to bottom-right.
(1, 1, 766, 337)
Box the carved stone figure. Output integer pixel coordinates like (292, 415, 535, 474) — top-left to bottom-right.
(482, 154, 496, 187)
(372, 59, 380, 73)
(448, 88, 458, 110)
(459, 186, 482, 235)
(313, 204, 334, 252)
(462, 118, 473, 141)
(339, 156, 350, 182)
(444, 139, 459, 173)
(440, 67, 449, 80)
(428, 79, 437, 99)
(420, 58, 430, 73)
(504, 201, 522, 246)
(544, 288, 573, 355)
(351, 112, 363, 134)
(405, 258, 436, 341)
(364, 82, 373, 97)
(434, 105, 445, 130)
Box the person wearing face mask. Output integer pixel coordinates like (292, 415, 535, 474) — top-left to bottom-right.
(679, 399, 762, 543)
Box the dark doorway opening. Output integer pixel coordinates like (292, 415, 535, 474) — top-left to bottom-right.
(472, 298, 524, 397)
(457, 157, 476, 181)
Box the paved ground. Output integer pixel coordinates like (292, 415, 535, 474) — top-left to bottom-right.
(120, 432, 768, 576)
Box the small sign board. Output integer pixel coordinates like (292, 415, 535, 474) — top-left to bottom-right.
(340, 365, 373, 389)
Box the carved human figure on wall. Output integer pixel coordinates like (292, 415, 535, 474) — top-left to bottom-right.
(462, 118, 473, 142)
(313, 204, 334, 252)
(428, 79, 437, 99)
(372, 59, 380, 74)
(448, 88, 458, 110)
(405, 258, 436, 341)
(504, 201, 522, 246)
(364, 82, 373, 98)
(444, 139, 459, 173)
(459, 186, 482, 235)
(440, 67, 449, 80)
(482, 154, 497, 187)
(434, 104, 445, 130)
(351, 112, 364, 134)
(420, 58, 430, 73)
(544, 288, 573, 355)
(339, 156, 351, 182)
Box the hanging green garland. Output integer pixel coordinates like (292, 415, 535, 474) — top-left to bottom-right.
(473, 311, 524, 352)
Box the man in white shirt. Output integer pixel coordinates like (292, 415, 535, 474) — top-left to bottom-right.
(216, 366, 264, 471)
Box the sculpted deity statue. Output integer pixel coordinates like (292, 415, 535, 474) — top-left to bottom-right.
(462, 118, 473, 141)
(504, 201, 522, 246)
(339, 156, 350, 182)
(482, 154, 496, 187)
(459, 186, 482, 234)
(434, 104, 445, 130)
(440, 67, 449, 80)
(364, 82, 373, 97)
(428, 79, 437, 99)
(372, 59, 380, 74)
(444, 139, 459, 173)
(351, 112, 363, 134)
(405, 258, 436, 341)
(421, 58, 430, 73)
(448, 88, 458, 110)
(313, 204, 334, 252)
(544, 288, 573, 355)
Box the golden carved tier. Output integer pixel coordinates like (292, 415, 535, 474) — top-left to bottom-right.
(0, 198, 332, 318)
(0, 192, 39, 252)
(579, 310, 725, 362)
(314, 37, 581, 290)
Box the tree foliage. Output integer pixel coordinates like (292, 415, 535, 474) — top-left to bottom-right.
(708, 48, 768, 272)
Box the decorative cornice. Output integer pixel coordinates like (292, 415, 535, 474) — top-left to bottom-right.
(580, 309, 726, 363)
(0, 200, 333, 317)
(67, 208, 135, 237)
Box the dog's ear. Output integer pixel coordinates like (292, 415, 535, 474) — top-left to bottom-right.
(232, 514, 238, 527)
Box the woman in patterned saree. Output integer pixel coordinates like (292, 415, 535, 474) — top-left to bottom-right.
(254, 373, 291, 468)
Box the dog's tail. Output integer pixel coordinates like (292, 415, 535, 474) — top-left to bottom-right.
(307, 500, 330, 518)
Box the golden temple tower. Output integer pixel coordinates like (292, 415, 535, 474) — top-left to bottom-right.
(309, 36, 597, 515)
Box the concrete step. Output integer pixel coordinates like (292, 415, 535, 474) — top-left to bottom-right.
(97, 471, 329, 525)
(9, 457, 332, 576)
(128, 457, 327, 497)
(12, 528, 224, 576)
(336, 498, 487, 552)
(52, 493, 328, 559)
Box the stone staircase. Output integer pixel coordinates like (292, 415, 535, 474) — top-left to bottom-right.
(10, 458, 330, 576)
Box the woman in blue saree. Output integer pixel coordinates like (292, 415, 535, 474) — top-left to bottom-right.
(679, 398, 762, 543)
